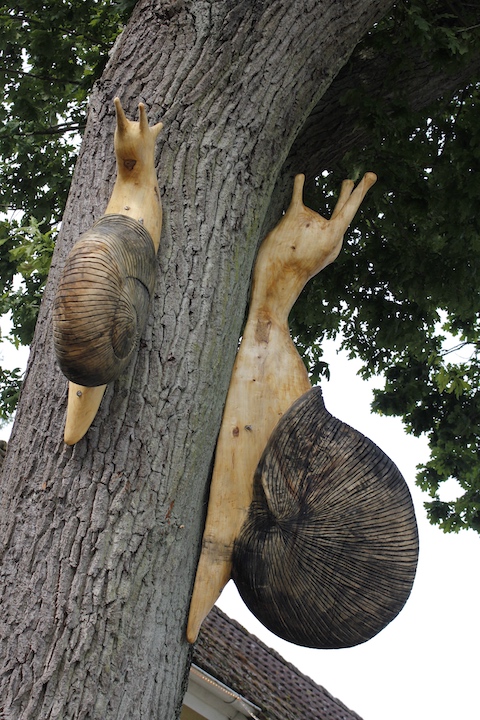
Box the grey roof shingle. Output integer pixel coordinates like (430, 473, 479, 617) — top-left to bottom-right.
(193, 606, 364, 720)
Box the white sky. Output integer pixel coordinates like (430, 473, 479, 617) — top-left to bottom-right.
(1, 333, 478, 720)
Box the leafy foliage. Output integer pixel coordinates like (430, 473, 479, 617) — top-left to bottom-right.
(0, 0, 134, 419)
(0, 367, 22, 426)
(0, 0, 480, 532)
(0, 0, 134, 225)
(292, 1, 480, 532)
(0, 217, 56, 346)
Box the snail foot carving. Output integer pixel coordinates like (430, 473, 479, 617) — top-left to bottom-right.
(64, 384, 107, 446)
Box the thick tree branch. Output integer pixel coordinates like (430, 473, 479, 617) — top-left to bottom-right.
(283, 34, 480, 190)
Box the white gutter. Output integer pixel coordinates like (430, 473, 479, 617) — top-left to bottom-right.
(184, 664, 262, 720)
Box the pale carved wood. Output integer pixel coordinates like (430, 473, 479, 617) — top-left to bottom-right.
(105, 98, 163, 249)
(187, 172, 377, 643)
(59, 99, 163, 445)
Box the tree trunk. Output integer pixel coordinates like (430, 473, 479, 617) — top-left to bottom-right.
(0, 0, 390, 717)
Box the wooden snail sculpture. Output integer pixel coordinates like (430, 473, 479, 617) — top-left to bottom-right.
(187, 173, 419, 648)
(53, 98, 163, 445)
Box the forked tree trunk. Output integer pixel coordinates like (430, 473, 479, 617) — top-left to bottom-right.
(0, 0, 390, 717)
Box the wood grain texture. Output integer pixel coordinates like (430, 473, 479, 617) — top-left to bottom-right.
(232, 386, 419, 649)
(53, 215, 156, 387)
(187, 172, 376, 642)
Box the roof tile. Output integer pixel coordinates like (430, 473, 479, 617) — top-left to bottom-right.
(193, 607, 364, 720)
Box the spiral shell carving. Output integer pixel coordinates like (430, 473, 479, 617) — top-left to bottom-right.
(232, 386, 419, 649)
(53, 214, 156, 387)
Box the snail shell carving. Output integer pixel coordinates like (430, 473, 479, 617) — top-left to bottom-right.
(232, 387, 419, 649)
(53, 214, 156, 387)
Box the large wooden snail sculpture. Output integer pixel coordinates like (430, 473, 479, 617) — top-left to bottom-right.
(53, 98, 163, 445)
(187, 173, 419, 649)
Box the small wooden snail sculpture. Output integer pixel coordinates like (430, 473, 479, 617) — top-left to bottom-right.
(53, 98, 163, 445)
(187, 172, 419, 648)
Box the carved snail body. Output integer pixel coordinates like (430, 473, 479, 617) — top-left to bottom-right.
(53, 99, 163, 445)
(187, 172, 419, 649)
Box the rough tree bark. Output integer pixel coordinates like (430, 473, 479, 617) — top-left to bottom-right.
(0, 0, 392, 717)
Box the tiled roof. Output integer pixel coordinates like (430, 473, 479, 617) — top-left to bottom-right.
(193, 606, 364, 720)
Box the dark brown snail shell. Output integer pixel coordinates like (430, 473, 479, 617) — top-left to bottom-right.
(232, 386, 419, 649)
(53, 214, 156, 387)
